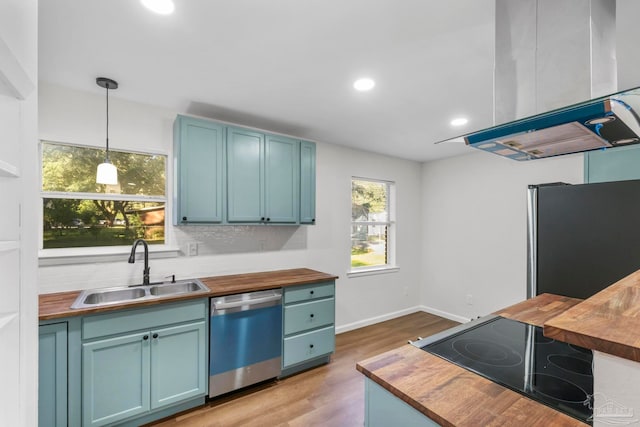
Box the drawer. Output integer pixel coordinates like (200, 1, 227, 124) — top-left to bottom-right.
(283, 325, 335, 368)
(83, 299, 207, 340)
(284, 281, 334, 304)
(284, 298, 334, 335)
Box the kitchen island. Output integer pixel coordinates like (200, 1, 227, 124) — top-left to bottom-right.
(356, 294, 587, 426)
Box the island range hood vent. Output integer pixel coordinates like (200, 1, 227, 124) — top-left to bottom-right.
(462, 0, 640, 161)
(464, 88, 640, 161)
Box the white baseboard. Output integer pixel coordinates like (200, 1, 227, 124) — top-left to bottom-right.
(419, 305, 470, 324)
(335, 305, 471, 335)
(335, 306, 422, 334)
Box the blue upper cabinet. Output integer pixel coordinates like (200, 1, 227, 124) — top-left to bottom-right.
(584, 145, 640, 183)
(174, 116, 225, 223)
(174, 116, 316, 225)
(226, 127, 265, 222)
(299, 141, 316, 224)
(265, 135, 300, 223)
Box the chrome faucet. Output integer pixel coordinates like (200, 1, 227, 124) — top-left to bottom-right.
(128, 239, 150, 286)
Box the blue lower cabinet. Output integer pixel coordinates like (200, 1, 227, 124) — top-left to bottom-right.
(82, 332, 151, 427)
(39, 323, 68, 427)
(365, 378, 440, 427)
(281, 282, 335, 376)
(81, 300, 208, 427)
(150, 322, 207, 409)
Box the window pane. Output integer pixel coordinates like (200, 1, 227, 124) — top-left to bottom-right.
(351, 179, 388, 222)
(42, 142, 165, 196)
(43, 198, 165, 248)
(351, 224, 388, 268)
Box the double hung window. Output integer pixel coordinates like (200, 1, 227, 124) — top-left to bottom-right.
(350, 178, 395, 271)
(40, 141, 167, 249)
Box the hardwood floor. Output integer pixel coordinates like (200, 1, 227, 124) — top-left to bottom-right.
(148, 312, 459, 427)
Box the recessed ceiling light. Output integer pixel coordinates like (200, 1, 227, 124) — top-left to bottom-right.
(353, 78, 375, 92)
(450, 117, 468, 126)
(141, 0, 175, 15)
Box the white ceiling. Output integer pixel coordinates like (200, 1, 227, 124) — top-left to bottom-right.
(38, 0, 496, 162)
(38, 1, 640, 162)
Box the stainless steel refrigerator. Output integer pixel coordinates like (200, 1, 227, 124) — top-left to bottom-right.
(527, 179, 640, 299)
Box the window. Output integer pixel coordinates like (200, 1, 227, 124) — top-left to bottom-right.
(351, 178, 395, 272)
(40, 141, 166, 249)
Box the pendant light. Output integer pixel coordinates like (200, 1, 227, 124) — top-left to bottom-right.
(96, 77, 118, 185)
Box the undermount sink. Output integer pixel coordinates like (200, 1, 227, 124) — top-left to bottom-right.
(71, 279, 209, 309)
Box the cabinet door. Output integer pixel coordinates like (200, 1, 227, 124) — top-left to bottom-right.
(150, 321, 207, 409)
(82, 332, 151, 427)
(227, 127, 264, 222)
(265, 135, 299, 223)
(39, 323, 67, 427)
(176, 116, 224, 223)
(300, 141, 316, 224)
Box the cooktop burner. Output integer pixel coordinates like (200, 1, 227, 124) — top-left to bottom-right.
(413, 315, 593, 424)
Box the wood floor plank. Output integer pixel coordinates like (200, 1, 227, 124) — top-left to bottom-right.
(147, 311, 459, 427)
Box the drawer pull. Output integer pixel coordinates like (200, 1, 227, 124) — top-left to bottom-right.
(152, 333, 159, 339)
(143, 335, 149, 341)
(310, 290, 314, 295)
(310, 313, 315, 318)
(309, 344, 314, 349)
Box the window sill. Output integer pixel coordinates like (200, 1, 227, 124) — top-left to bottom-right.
(38, 245, 181, 266)
(346, 266, 400, 278)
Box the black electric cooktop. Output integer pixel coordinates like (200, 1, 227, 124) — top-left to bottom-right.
(413, 316, 593, 424)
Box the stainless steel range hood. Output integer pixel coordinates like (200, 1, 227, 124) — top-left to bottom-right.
(465, 87, 640, 161)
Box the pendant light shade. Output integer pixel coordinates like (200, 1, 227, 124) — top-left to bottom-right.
(96, 77, 118, 185)
(96, 161, 118, 185)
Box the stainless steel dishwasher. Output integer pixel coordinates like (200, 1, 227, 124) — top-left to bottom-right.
(209, 289, 282, 397)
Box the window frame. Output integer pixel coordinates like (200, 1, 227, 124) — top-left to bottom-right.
(348, 176, 398, 276)
(38, 140, 177, 264)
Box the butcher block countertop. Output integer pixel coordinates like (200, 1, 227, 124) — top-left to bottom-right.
(545, 268, 640, 362)
(39, 268, 337, 320)
(200, 268, 337, 296)
(356, 294, 587, 427)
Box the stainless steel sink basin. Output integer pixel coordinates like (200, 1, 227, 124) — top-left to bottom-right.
(149, 281, 207, 296)
(71, 279, 209, 309)
(82, 288, 146, 305)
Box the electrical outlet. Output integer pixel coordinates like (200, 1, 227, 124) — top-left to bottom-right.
(466, 294, 473, 305)
(187, 242, 198, 256)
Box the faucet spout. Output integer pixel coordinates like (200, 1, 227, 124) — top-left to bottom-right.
(128, 239, 150, 286)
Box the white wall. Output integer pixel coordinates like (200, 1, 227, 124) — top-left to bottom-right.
(420, 151, 583, 321)
(0, 0, 38, 426)
(38, 82, 424, 331)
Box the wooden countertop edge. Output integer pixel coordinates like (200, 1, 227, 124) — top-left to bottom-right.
(542, 269, 640, 362)
(356, 360, 455, 427)
(39, 268, 338, 320)
(356, 344, 586, 426)
(39, 289, 211, 320)
(495, 293, 583, 327)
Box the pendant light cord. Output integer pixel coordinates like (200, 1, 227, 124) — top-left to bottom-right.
(105, 83, 110, 161)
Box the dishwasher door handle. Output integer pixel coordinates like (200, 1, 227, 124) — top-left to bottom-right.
(214, 294, 282, 310)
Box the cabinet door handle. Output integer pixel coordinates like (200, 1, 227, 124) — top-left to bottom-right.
(309, 344, 314, 349)
(182, 216, 187, 221)
(310, 290, 314, 295)
(266, 218, 271, 221)
(261, 217, 265, 221)
(152, 333, 159, 339)
(311, 219, 315, 222)
(143, 335, 149, 340)
(310, 313, 315, 318)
